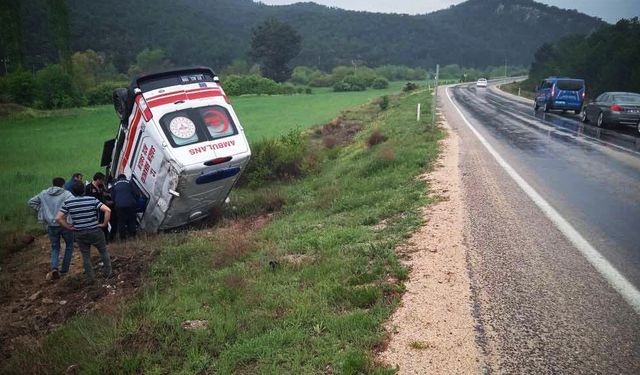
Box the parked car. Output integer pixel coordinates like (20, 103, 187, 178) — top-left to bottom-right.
(534, 77, 585, 114)
(581, 92, 640, 131)
(476, 78, 488, 88)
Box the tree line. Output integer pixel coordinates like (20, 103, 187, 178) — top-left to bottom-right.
(3, 0, 603, 75)
(526, 18, 640, 96)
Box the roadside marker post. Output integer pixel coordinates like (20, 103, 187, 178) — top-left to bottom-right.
(417, 103, 421, 122)
(432, 64, 439, 125)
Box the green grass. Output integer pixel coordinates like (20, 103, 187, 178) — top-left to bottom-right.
(234, 82, 404, 140)
(3, 88, 442, 374)
(499, 81, 535, 100)
(0, 83, 405, 246)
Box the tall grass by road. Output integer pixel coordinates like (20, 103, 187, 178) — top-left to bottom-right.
(0, 83, 404, 246)
(4, 88, 442, 373)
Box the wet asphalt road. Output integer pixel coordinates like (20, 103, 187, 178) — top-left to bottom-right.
(440, 83, 640, 373)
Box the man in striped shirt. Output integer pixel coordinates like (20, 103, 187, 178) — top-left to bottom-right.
(56, 181, 112, 284)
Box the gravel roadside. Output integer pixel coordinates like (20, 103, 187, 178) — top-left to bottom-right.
(378, 115, 483, 374)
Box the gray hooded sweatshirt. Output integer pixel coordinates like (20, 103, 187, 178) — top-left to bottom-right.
(28, 186, 74, 226)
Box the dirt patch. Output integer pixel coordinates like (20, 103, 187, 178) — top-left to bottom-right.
(377, 116, 483, 373)
(0, 234, 158, 360)
(314, 117, 363, 148)
(0, 103, 28, 117)
(0, 213, 274, 364)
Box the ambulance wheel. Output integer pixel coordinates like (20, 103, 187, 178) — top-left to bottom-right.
(113, 88, 129, 122)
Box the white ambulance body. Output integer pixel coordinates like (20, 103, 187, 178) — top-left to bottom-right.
(101, 67, 251, 231)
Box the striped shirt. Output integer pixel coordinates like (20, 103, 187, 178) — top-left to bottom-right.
(60, 196, 103, 231)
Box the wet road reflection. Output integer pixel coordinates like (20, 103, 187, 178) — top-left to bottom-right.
(450, 84, 640, 287)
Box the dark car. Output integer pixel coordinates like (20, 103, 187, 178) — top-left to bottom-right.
(534, 77, 586, 114)
(581, 92, 640, 131)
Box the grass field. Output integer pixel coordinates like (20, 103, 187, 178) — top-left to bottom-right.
(234, 83, 404, 140)
(4, 87, 441, 374)
(499, 80, 536, 100)
(0, 82, 405, 244)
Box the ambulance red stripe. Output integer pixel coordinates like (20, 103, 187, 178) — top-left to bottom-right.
(120, 104, 143, 171)
(146, 87, 222, 103)
(147, 89, 224, 108)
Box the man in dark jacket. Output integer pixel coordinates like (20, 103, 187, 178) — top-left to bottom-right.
(111, 174, 139, 240)
(64, 173, 83, 194)
(28, 177, 75, 279)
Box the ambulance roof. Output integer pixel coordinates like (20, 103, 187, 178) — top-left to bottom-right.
(131, 66, 219, 93)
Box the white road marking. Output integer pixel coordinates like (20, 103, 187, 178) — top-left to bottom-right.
(445, 86, 640, 315)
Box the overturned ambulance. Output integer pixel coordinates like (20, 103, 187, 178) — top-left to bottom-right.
(101, 67, 251, 231)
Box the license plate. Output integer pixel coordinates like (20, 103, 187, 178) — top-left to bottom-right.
(555, 101, 566, 105)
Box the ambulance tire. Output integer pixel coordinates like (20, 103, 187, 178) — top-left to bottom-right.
(113, 88, 129, 123)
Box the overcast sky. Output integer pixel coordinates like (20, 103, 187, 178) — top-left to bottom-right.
(257, 0, 639, 24)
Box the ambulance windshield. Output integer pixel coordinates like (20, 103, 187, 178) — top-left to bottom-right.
(160, 105, 238, 148)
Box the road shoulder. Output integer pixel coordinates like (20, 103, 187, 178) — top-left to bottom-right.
(378, 114, 483, 373)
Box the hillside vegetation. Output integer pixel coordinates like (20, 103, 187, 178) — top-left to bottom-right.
(525, 18, 640, 96)
(10, 0, 604, 72)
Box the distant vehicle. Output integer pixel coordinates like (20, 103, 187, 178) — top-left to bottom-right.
(534, 77, 585, 114)
(581, 92, 640, 131)
(101, 67, 251, 231)
(476, 78, 488, 88)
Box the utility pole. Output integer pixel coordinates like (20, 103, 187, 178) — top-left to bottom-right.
(432, 64, 439, 125)
(504, 57, 508, 80)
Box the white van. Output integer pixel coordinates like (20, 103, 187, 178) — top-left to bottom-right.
(100, 67, 251, 231)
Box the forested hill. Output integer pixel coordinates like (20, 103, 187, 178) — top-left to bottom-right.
(20, 0, 604, 71)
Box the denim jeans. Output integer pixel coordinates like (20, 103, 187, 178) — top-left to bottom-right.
(75, 228, 112, 284)
(47, 225, 74, 273)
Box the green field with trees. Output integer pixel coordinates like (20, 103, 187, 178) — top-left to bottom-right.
(0, 81, 408, 248)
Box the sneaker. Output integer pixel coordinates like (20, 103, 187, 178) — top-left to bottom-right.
(52, 269, 60, 280)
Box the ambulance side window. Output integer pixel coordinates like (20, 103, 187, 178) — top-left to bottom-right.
(200, 106, 237, 140)
(160, 106, 238, 148)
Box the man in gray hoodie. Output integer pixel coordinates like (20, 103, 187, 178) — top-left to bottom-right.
(28, 177, 75, 279)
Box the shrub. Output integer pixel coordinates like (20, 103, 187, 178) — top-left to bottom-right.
(371, 77, 389, 89)
(4, 69, 36, 106)
(85, 81, 128, 105)
(238, 129, 309, 188)
(221, 74, 296, 96)
(333, 77, 366, 92)
(290, 66, 317, 85)
(366, 129, 387, 147)
(403, 82, 419, 92)
(34, 64, 83, 109)
(305, 87, 312, 94)
(375, 65, 428, 81)
(379, 95, 389, 111)
(308, 72, 334, 87)
(332, 81, 351, 92)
